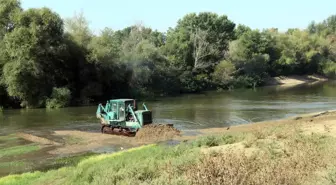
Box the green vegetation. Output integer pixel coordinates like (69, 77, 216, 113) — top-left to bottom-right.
(0, 1, 335, 109)
(0, 136, 41, 176)
(192, 133, 245, 147)
(0, 144, 39, 158)
(0, 160, 33, 177)
(37, 152, 98, 172)
(1, 125, 336, 185)
(46, 87, 71, 109)
(0, 135, 18, 142)
(0, 161, 27, 169)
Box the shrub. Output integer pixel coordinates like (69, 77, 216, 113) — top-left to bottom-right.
(212, 60, 236, 87)
(46, 87, 71, 109)
(322, 60, 336, 78)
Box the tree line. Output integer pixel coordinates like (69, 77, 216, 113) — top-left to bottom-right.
(0, 0, 335, 109)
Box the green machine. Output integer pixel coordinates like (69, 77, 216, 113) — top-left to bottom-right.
(96, 99, 152, 136)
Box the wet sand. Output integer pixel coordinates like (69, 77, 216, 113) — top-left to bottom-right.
(266, 75, 328, 86)
(15, 110, 336, 155)
(196, 110, 336, 136)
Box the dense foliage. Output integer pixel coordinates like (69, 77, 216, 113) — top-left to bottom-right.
(0, 0, 335, 108)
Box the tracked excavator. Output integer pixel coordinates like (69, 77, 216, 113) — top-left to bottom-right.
(96, 99, 163, 136)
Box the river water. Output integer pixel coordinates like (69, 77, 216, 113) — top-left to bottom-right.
(1, 81, 336, 135)
(0, 81, 336, 176)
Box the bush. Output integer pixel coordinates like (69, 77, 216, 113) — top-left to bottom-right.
(46, 87, 71, 109)
(212, 60, 236, 87)
(179, 71, 202, 93)
(322, 60, 336, 78)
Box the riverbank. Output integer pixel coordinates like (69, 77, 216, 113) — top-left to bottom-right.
(265, 74, 328, 86)
(2, 110, 336, 185)
(0, 74, 330, 110)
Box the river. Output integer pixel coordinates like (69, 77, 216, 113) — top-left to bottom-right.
(1, 81, 336, 135)
(0, 81, 336, 176)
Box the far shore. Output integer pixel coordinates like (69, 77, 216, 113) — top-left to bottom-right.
(265, 74, 328, 86)
(0, 74, 331, 111)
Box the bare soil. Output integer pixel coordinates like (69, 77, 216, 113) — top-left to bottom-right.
(16, 133, 61, 146)
(135, 124, 181, 143)
(15, 110, 336, 156)
(265, 74, 328, 86)
(16, 123, 183, 155)
(195, 110, 336, 137)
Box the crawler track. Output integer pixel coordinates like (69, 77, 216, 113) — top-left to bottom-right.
(101, 125, 136, 137)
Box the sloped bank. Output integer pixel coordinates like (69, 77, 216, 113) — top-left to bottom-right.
(2, 110, 336, 185)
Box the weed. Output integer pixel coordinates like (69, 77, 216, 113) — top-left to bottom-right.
(0, 144, 39, 158)
(243, 134, 257, 148)
(0, 135, 18, 142)
(324, 124, 331, 133)
(323, 167, 336, 185)
(40, 152, 98, 171)
(221, 134, 241, 144)
(193, 136, 220, 147)
(187, 133, 336, 185)
(192, 133, 244, 148)
(252, 128, 268, 139)
(0, 161, 28, 169)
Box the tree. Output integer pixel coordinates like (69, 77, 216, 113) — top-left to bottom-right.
(119, 24, 174, 96)
(274, 30, 330, 75)
(0, 0, 22, 38)
(191, 28, 218, 69)
(1, 7, 66, 108)
(234, 24, 251, 39)
(307, 15, 336, 37)
(164, 12, 236, 70)
(224, 29, 278, 86)
(64, 11, 92, 49)
(88, 28, 121, 64)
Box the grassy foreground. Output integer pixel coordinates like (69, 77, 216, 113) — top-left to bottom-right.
(2, 116, 336, 184)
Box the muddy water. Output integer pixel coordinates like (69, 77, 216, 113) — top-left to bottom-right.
(0, 81, 336, 176)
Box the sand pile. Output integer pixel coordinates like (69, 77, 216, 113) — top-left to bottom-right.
(135, 124, 181, 142)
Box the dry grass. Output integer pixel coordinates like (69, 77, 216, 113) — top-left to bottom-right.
(186, 127, 336, 185)
(2, 112, 336, 185)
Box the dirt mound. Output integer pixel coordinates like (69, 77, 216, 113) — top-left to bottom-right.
(135, 124, 181, 142)
(16, 132, 61, 146)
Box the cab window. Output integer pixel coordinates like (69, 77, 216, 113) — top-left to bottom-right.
(112, 103, 117, 112)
